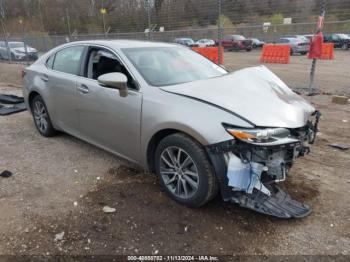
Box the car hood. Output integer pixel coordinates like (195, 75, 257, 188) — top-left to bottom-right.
(160, 66, 315, 128)
(13, 47, 37, 53)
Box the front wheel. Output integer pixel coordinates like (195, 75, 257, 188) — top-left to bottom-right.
(155, 133, 218, 207)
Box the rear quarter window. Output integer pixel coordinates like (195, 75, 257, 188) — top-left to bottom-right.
(46, 55, 55, 69)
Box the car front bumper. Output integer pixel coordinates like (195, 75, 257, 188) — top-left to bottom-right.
(205, 112, 320, 218)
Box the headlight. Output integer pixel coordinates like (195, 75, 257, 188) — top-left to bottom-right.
(224, 127, 291, 145)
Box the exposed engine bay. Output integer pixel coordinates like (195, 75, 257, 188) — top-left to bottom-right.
(207, 111, 321, 218)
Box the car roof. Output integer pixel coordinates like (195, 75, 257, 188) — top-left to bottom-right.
(63, 39, 178, 49)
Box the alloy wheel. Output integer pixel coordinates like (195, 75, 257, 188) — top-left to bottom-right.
(33, 100, 48, 134)
(159, 146, 199, 199)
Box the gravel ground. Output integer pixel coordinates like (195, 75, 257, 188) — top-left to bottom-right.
(0, 50, 349, 256)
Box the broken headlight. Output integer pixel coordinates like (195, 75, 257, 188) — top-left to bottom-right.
(224, 126, 295, 145)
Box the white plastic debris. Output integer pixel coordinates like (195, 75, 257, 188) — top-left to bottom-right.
(103, 206, 116, 213)
(54, 232, 65, 242)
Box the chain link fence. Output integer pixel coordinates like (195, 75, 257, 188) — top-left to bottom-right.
(1, 20, 349, 54)
(0, 1, 349, 53)
(0, 0, 349, 94)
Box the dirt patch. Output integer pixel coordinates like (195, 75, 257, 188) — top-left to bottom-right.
(7, 165, 282, 256)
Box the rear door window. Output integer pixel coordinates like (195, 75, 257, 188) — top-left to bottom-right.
(52, 46, 85, 75)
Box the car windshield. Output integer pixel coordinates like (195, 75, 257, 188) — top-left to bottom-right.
(123, 47, 227, 87)
(338, 34, 350, 39)
(9, 42, 24, 48)
(184, 39, 194, 44)
(233, 35, 245, 40)
(296, 36, 308, 41)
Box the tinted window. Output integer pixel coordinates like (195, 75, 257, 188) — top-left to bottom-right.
(53, 46, 85, 75)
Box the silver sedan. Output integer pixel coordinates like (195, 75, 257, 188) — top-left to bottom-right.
(23, 40, 319, 218)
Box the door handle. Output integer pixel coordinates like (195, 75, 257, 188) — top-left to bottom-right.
(77, 84, 90, 94)
(41, 74, 49, 82)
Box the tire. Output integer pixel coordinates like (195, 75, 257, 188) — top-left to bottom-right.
(246, 48, 252, 52)
(301, 51, 307, 55)
(341, 43, 348, 50)
(154, 133, 218, 208)
(31, 95, 57, 137)
(290, 49, 294, 56)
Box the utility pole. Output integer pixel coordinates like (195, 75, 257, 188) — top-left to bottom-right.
(217, 0, 223, 65)
(38, 0, 48, 51)
(101, 0, 107, 38)
(65, 8, 71, 41)
(147, 0, 152, 40)
(309, 0, 326, 94)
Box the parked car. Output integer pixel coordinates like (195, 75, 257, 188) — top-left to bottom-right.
(0, 41, 38, 60)
(274, 37, 309, 55)
(196, 39, 215, 47)
(248, 38, 265, 48)
(287, 35, 310, 43)
(324, 34, 350, 50)
(174, 38, 196, 47)
(302, 34, 314, 42)
(220, 35, 252, 51)
(23, 40, 319, 218)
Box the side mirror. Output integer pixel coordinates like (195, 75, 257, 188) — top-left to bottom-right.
(98, 72, 128, 91)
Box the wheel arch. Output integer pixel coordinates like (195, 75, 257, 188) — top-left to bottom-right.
(28, 90, 41, 112)
(146, 128, 208, 174)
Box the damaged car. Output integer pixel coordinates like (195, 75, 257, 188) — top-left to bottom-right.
(22, 40, 320, 218)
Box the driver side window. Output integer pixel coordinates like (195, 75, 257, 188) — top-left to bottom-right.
(85, 47, 137, 89)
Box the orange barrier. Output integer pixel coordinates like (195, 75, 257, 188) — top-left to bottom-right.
(320, 43, 334, 60)
(260, 44, 291, 64)
(192, 47, 224, 64)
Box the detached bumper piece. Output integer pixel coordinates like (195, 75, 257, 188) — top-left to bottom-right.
(232, 185, 311, 219)
(0, 94, 27, 116)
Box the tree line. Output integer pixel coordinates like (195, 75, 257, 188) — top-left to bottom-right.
(0, 0, 349, 36)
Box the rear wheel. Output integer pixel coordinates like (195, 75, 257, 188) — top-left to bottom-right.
(31, 95, 57, 137)
(155, 133, 217, 207)
(341, 43, 348, 50)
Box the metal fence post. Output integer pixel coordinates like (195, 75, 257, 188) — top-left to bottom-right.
(20, 19, 29, 65)
(65, 8, 71, 42)
(0, 2, 12, 64)
(217, 0, 223, 65)
(309, 0, 326, 94)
